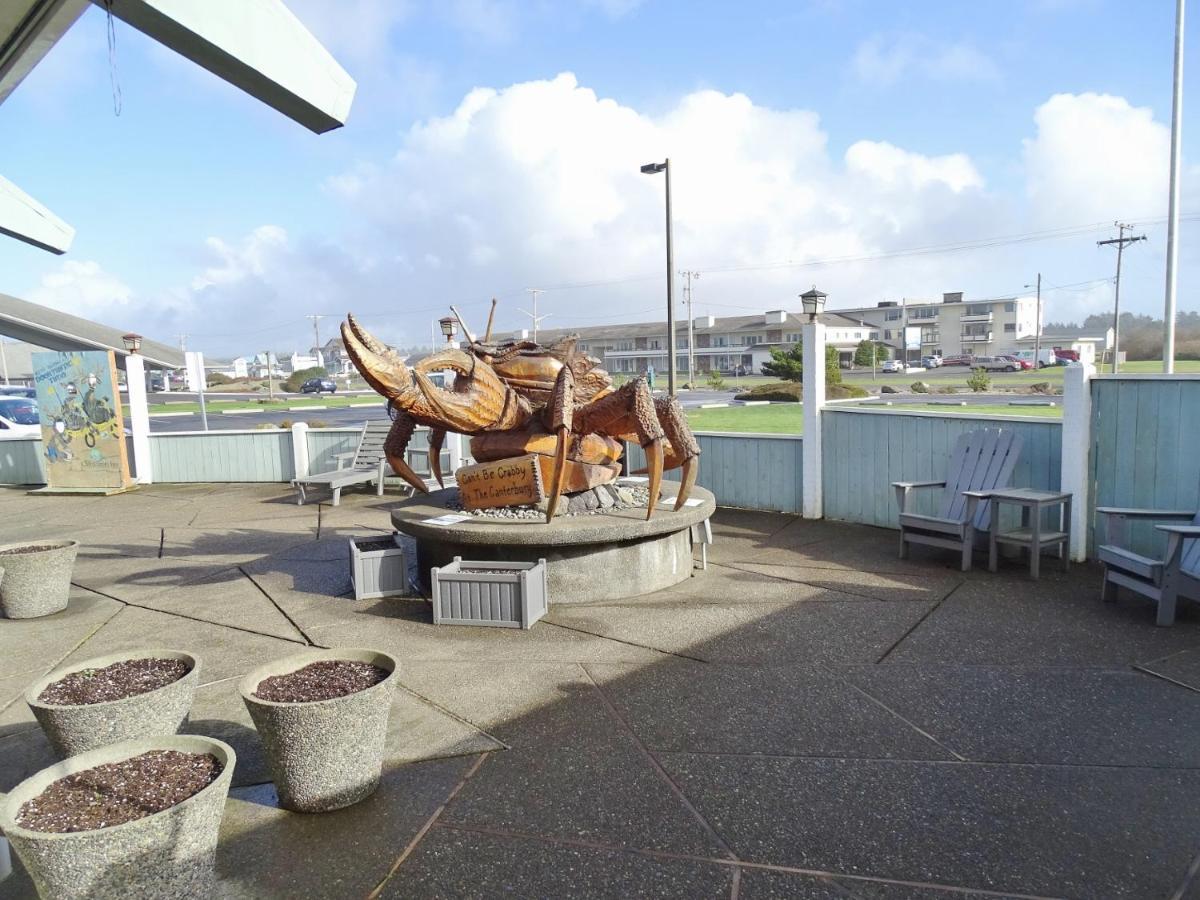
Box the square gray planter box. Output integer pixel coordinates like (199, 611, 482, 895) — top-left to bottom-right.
(431, 557, 548, 629)
(349, 534, 409, 600)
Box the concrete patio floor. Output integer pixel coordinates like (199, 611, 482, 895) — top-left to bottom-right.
(3, 483, 1200, 899)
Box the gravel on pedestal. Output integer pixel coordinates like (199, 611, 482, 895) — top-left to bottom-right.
(0, 735, 236, 900)
(25, 651, 200, 759)
(240, 648, 400, 813)
(0, 539, 78, 619)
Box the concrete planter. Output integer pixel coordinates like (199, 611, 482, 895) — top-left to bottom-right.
(0, 540, 78, 619)
(0, 734, 236, 900)
(431, 557, 548, 629)
(239, 647, 399, 813)
(26, 650, 200, 759)
(349, 534, 409, 600)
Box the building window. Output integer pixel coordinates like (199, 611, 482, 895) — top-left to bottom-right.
(578, 342, 589, 351)
(649, 339, 661, 350)
(870, 331, 880, 340)
(966, 304, 990, 316)
(743, 335, 761, 346)
(1005, 302, 1015, 312)
(617, 341, 633, 351)
(713, 337, 727, 347)
(885, 310, 902, 321)
(1004, 323, 1016, 332)
(911, 308, 937, 319)
(784, 332, 801, 343)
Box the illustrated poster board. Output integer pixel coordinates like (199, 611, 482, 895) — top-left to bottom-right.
(32, 350, 132, 491)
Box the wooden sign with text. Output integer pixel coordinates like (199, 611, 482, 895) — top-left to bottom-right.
(456, 454, 546, 510)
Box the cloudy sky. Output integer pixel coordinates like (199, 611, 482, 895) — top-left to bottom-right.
(0, 0, 1195, 356)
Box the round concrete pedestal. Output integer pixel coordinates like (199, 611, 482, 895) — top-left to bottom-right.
(392, 486, 715, 604)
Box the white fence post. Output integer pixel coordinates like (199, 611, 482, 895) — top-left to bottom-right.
(802, 321, 826, 518)
(1061, 363, 1095, 561)
(291, 422, 310, 478)
(124, 352, 153, 484)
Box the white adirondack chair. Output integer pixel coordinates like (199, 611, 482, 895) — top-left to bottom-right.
(892, 428, 1024, 571)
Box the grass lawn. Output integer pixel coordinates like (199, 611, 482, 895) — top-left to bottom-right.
(685, 404, 802, 434)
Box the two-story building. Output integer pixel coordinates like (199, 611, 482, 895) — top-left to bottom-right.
(495, 310, 884, 378)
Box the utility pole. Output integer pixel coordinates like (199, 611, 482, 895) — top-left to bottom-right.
(264, 351, 275, 400)
(679, 270, 700, 387)
(1163, 0, 1186, 372)
(305, 314, 325, 366)
(1025, 274, 1043, 369)
(518, 289, 549, 342)
(177, 334, 187, 352)
(0, 338, 8, 385)
(1097, 223, 1147, 374)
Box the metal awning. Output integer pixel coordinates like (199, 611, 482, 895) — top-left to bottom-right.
(0, 291, 184, 370)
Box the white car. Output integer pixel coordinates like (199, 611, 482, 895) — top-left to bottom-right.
(880, 360, 903, 373)
(0, 396, 41, 438)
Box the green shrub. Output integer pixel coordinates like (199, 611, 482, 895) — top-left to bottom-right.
(206, 372, 233, 386)
(827, 383, 867, 399)
(734, 382, 801, 402)
(283, 366, 328, 393)
(705, 370, 727, 390)
(967, 368, 991, 392)
(910, 381, 930, 393)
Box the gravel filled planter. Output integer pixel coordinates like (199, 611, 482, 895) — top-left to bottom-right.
(239, 647, 399, 813)
(0, 735, 235, 900)
(26, 650, 200, 758)
(0, 540, 78, 619)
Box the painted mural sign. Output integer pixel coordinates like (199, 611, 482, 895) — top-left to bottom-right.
(32, 350, 131, 491)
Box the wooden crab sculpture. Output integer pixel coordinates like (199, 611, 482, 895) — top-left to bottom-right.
(340, 305, 700, 523)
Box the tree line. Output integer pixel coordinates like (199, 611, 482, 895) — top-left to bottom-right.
(1045, 312, 1200, 360)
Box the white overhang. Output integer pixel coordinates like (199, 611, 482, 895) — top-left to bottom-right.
(0, 174, 75, 254)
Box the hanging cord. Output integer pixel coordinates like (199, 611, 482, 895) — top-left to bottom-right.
(103, 0, 122, 116)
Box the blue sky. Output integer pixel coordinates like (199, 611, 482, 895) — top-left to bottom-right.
(0, 0, 1194, 356)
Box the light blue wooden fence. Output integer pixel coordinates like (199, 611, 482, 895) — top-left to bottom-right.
(626, 433, 803, 513)
(822, 409, 1062, 529)
(151, 430, 295, 482)
(0, 437, 46, 485)
(306, 427, 360, 474)
(1090, 375, 1200, 555)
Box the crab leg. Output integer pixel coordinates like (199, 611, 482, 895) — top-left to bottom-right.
(655, 396, 701, 510)
(429, 428, 446, 489)
(542, 363, 576, 521)
(384, 410, 431, 495)
(575, 376, 665, 520)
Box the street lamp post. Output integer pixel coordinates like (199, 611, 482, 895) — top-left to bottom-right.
(641, 159, 676, 396)
(799, 287, 828, 519)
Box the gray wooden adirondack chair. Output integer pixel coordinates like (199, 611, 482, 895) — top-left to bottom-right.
(1095, 504, 1200, 626)
(292, 420, 392, 506)
(892, 428, 1023, 571)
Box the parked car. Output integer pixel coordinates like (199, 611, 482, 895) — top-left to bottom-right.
(973, 356, 1020, 372)
(300, 378, 337, 394)
(0, 385, 36, 399)
(1015, 349, 1058, 369)
(997, 355, 1033, 370)
(921, 356, 942, 369)
(0, 397, 40, 438)
(941, 354, 975, 367)
(881, 359, 903, 374)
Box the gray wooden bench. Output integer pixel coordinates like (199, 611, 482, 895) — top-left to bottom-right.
(292, 420, 391, 506)
(893, 428, 1023, 571)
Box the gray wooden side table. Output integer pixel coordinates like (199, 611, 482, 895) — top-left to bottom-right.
(986, 488, 1073, 578)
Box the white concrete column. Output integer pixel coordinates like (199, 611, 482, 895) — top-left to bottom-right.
(802, 321, 826, 519)
(1061, 363, 1095, 561)
(446, 431, 464, 472)
(290, 422, 310, 479)
(124, 353, 153, 484)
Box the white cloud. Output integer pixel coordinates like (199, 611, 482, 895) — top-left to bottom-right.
(28, 261, 134, 315)
(28, 75, 1188, 356)
(853, 34, 1001, 87)
(1023, 92, 1171, 225)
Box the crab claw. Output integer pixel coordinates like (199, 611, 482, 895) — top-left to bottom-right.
(341, 318, 414, 402)
(412, 348, 529, 433)
(429, 428, 446, 489)
(673, 457, 698, 511)
(544, 427, 569, 522)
